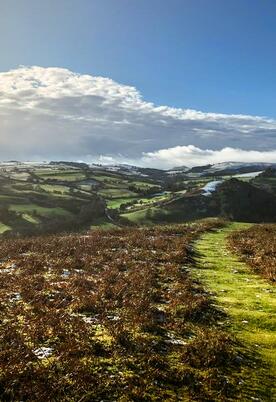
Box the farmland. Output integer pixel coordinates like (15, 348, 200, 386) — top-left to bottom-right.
(0, 162, 172, 236)
(0, 162, 207, 235)
(1, 162, 276, 236)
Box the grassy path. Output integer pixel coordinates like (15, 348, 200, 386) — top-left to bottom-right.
(195, 223, 276, 401)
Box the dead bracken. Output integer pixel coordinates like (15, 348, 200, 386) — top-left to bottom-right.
(0, 219, 247, 401)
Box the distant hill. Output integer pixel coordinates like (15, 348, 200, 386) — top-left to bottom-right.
(188, 164, 212, 173)
(1, 161, 276, 235)
(89, 163, 166, 180)
(214, 179, 276, 222)
(186, 162, 276, 177)
(50, 161, 90, 169)
(159, 179, 276, 223)
(165, 162, 276, 179)
(259, 167, 276, 178)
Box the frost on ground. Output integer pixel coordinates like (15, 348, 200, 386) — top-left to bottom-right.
(33, 347, 54, 359)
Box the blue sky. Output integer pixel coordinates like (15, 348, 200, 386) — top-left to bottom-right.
(1, 0, 276, 117)
(0, 0, 276, 166)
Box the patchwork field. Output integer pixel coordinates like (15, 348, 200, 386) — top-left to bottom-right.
(0, 162, 171, 236)
(1, 162, 275, 235)
(0, 163, 171, 236)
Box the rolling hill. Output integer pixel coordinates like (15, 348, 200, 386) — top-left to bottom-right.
(0, 161, 275, 236)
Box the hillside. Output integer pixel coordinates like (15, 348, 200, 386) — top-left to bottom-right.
(259, 167, 276, 178)
(215, 179, 276, 221)
(0, 161, 276, 236)
(1, 220, 275, 401)
(0, 218, 274, 401)
(128, 179, 276, 225)
(184, 162, 276, 177)
(0, 220, 229, 401)
(0, 162, 167, 236)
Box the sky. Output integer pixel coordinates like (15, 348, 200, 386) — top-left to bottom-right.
(0, 0, 276, 168)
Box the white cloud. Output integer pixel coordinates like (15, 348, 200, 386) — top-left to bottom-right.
(141, 145, 276, 169)
(0, 65, 276, 166)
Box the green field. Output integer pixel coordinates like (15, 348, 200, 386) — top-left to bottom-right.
(122, 206, 170, 224)
(37, 184, 71, 194)
(106, 197, 138, 209)
(37, 172, 86, 181)
(0, 164, 112, 235)
(0, 223, 11, 234)
(130, 180, 161, 188)
(90, 174, 127, 184)
(22, 213, 40, 224)
(9, 204, 72, 217)
(98, 188, 138, 198)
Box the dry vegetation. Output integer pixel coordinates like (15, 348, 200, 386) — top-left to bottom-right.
(228, 224, 276, 283)
(0, 219, 247, 401)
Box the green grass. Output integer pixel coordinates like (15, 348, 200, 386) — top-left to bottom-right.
(121, 207, 154, 224)
(37, 184, 70, 194)
(98, 188, 138, 198)
(106, 197, 138, 209)
(130, 180, 161, 189)
(122, 206, 170, 224)
(34, 168, 68, 175)
(22, 214, 40, 224)
(107, 194, 171, 210)
(90, 218, 118, 230)
(8, 172, 30, 180)
(37, 171, 86, 181)
(0, 194, 21, 202)
(9, 204, 72, 217)
(195, 223, 276, 400)
(90, 174, 127, 184)
(0, 223, 11, 234)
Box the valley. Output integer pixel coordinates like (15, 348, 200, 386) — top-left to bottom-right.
(0, 161, 276, 237)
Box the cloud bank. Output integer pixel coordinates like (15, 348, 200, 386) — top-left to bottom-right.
(0, 66, 275, 167)
(142, 146, 276, 169)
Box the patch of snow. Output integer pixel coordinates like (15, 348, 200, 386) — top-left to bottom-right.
(202, 180, 223, 196)
(0, 263, 17, 274)
(9, 293, 22, 302)
(82, 316, 99, 324)
(62, 269, 70, 278)
(233, 171, 263, 178)
(165, 333, 188, 346)
(33, 346, 53, 359)
(107, 315, 120, 321)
